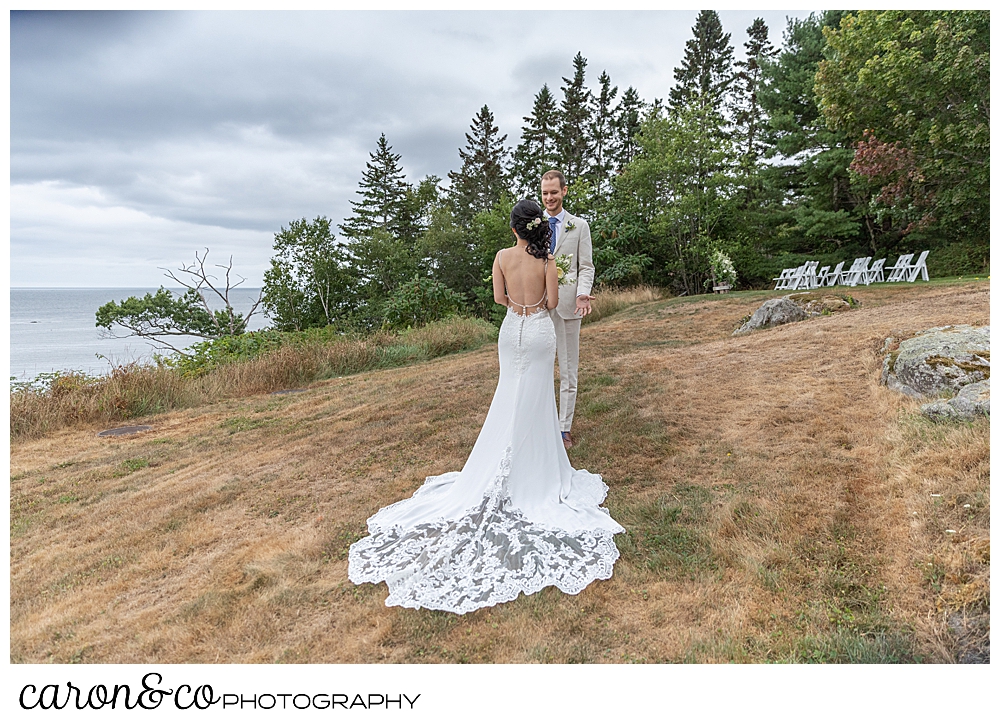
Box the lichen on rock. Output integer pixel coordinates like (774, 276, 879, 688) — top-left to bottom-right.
(921, 379, 990, 421)
(879, 325, 990, 421)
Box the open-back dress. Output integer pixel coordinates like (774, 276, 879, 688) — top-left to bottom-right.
(348, 248, 624, 614)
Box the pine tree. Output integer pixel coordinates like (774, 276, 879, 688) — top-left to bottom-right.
(448, 104, 510, 226)
(512, 84, 559, 197)
(668, 10, 735, 112)
(339, 134, 411, 241)
(613, 86, 644, 170)
(732, 18, 777, 203)
(587, 70, 619, 199)
(557, 52, 594, 183)
(757, 11, 862, 253)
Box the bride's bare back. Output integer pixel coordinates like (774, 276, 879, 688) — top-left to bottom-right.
(493, 245, 559, 315)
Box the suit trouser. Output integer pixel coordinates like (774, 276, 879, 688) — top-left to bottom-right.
(550, 311, 582, 432)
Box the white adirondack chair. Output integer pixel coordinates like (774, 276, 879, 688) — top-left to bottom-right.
(772, 268, 795, 290)
(788, 262, 819, 291)
(840, 257, 871, 287)
(862, 258, 886, 285)
(778, 264, 807, 290)
(779, 265, 803, 290)
(885, 253, 914, 282)
(822, 261, 846, 286)
(813, 266, 830, 288)
(838, 258, 861, 287)
(803, 261, 821, 289)
(906, 250, 930, 282)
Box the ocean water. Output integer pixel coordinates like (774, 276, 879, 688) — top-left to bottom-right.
(10, 288, 269, 382)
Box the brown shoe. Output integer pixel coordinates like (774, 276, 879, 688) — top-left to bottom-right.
(561, 432, 573, 449)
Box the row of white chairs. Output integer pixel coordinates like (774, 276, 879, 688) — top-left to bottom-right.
(773, 251, 929, 290)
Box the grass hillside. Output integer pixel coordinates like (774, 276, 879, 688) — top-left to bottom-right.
(10, 279, 989, 663)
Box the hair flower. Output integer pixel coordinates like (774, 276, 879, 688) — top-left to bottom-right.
(526, 217, 542, 230)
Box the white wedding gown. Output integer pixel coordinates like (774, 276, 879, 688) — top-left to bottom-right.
(348, 305, 625, 614)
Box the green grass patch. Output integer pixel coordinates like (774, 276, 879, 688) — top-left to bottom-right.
(221, 416, 271, 434)
(114, 458, 150, 476)
(778, 630, 918, 663)
(582, 399, 615, 415)
(615, 489, 716, 577)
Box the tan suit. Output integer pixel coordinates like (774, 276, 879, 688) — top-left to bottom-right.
(548, 210, 594, 432)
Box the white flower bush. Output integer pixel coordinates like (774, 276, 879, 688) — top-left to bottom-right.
(709, 249, 737, 288)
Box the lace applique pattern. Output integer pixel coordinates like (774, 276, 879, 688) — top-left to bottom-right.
(348, 446, 622, 615)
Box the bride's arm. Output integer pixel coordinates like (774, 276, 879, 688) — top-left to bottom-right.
(546, 253, 559, 309)
(492, 252, 507, 307)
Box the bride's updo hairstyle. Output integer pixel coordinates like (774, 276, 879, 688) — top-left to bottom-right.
(510, 199, 552, 260)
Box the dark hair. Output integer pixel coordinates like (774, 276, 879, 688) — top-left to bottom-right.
(510, 198, 552, 260)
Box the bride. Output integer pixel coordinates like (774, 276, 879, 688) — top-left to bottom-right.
(348, 198, 624, 614)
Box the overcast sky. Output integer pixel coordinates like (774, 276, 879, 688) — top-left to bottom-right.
(11, 9, 816, 287)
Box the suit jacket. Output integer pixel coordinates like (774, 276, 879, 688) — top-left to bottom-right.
(551, 210, 595, 320)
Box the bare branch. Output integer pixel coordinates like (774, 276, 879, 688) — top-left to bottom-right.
(97, 328, 193, 356)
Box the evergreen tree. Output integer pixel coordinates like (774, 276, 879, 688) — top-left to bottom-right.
(587, 70, 619, 199)
(732, 18, 777, 203)
(758, 11, 863, 253)
(668, 10, 735, 112)
(613, 86, 645, 170)
(339, 134, 411, 241)
(512, 84, 559, 196)
(337, 135, 421, 324)
(557, 52, 594, 182)
(448, 104, 511, 226)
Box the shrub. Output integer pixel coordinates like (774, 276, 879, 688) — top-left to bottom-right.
(168, 329, 287, 376)
(382, 276, 464, 330)
(11, 316, 496, 441)
(926, 241, 989, 278)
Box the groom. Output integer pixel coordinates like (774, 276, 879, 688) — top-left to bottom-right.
(541, 169, 595, 450)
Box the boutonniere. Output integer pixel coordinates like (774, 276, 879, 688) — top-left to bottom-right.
(565, 221, 576, 231)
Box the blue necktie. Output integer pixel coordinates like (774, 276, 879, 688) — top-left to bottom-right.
(548, 217, 558, 253)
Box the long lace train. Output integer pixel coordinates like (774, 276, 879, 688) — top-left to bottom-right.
(348, 307, 624, 614)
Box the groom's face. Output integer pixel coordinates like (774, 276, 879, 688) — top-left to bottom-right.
(541, 178, 567, 215)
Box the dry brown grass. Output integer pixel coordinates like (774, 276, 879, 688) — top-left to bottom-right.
(10, 316, 497, 441)
(583, 285, 665, 325)
(10, 279, 988, 663)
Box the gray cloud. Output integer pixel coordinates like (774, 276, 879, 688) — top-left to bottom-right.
(11, 9, 811, 287)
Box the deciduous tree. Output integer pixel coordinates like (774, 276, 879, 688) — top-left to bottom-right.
(262, 217, 356, 331)
(816, 10, 989, 243)
(96, 250, 261, 354)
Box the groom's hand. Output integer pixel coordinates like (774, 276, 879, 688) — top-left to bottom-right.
(575, 294, 595, 317)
